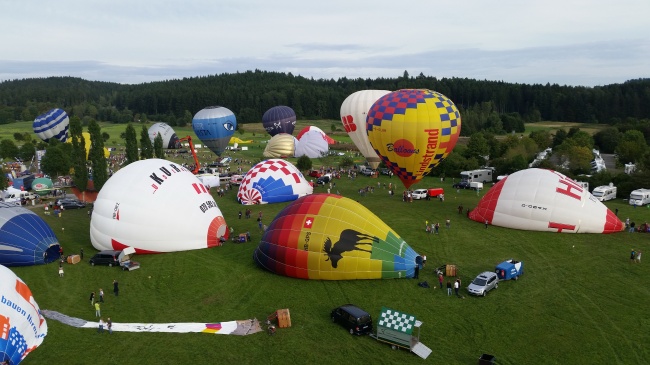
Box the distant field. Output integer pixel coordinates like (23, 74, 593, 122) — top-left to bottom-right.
(524, 121, 606, 135)
(4, 119, 650, 365)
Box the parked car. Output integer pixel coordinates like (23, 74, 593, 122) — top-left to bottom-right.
(467, 271, 499, 296)
(317, 175, 332, 185)
(330, 304, 373, 335)
(309, 170, 322, 178)
(57, 199, 87, 209)
(452, 181, 471, 189)
(361, 169, 376, 176)
(379, 168, 391, 176)
(412, 189, 428, 200)
(89, 250, 121, 267)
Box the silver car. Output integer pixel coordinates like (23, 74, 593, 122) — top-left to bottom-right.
(467, 271, 499, 296)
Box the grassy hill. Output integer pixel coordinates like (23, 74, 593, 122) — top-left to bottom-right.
(4, 121, 650, 365)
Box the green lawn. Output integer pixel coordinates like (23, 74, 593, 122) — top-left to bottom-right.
(4, 120, 650, 365)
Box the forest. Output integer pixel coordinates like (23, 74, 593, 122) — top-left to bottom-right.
(0, 71, 649, 139)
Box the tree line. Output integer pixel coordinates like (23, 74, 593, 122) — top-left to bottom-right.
(1, 71, 649, 136)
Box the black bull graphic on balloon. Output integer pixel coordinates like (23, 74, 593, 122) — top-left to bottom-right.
(322, 229, 379, 268)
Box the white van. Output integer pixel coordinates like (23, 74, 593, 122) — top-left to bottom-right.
(629, 189, 650, 206)
(591, 184, 617, 202)
(3, 190, 37, 205)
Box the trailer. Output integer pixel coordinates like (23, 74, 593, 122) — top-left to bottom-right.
(591, 184, 617, 202)
(460, 168, 494, 183)
(629, 188, 650, 206)
(370, 307, 432, 359)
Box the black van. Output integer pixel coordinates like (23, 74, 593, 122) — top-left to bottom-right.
(89, 250, 120, 267)
(330, 304, 373, 335)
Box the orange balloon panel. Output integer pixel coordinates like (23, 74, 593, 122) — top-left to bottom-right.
(253, 194, 420, 280)
(367, 89, 461, 188)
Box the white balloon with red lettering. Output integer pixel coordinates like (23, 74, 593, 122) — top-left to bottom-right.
(90, 159, 228, 253)
(0, 265, 47, 364)
(469, 168, 623, 233)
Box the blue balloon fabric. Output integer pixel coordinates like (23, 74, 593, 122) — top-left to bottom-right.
(0, 203, 60, 266)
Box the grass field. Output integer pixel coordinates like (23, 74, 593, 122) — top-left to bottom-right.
(4, 120, 650, 365)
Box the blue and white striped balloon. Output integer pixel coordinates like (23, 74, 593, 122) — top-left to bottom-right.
(33, 108, 70, 142)
(0, 203, 61, 266)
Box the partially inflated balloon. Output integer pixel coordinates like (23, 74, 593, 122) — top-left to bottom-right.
(340, 90, 391, 169)
(66, 132, 110, 159)
(469, 168, 624, 233)
(0, 204, 61, 266)
(90, 159, 228, 253)
(263, 133, 297, 158)
(297, 126, 336, 144)
(237, 159, 312, 205)
(192, 106, 237, 157)
(262, 106, 296, 136)
(148, 122, 180, 149)
(367, 89, 461, 189)
(31, 178, 53, 196)
(0, 265, 48, 364)
(33, 108, 69, 143)
(254, 194, 420, 280)
(295, 130, 329, 158)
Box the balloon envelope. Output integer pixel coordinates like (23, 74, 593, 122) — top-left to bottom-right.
(297, 126, 335, 144)
(0, 203, 61, 266)
(263, 134, 296, 158)
(340, 90, 391, 169)
(33, 108, 69, 143)
(262, 106, 296, 136)
(237, 159, 312, 205)
(90, 159, 228, 253)
(192, 106, 237, 157)
(31, 178, 53, 196)
(254, 194, 420, 280)
(148, 122, 180, 149)
(66, 132, 110, 159)
(367, 89, 462, 189)
(294, 130, 329, 158)
(469, 168, 624, 233)
(0, 265, 48, 364)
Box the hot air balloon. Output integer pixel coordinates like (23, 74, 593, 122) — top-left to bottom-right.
(65, 132, 110, 159)
(31, 178, 53, 196)
(294, 129, 329, 158)
(33, 108, 69, 143)
(0, 265, 48, 364)
(263, 134, 297, 158)
(262, 106, 296, 136)
(0, 203, 61, 266)
(89, 159, 228, 253)
(148, 122, 181, 149)
(340, 90, 391, 169)
(297, 126, 336, 144)
(237, 159, 312, 205)
(367, 89, 462, 189)
(192, 106, 237, 157)
(469, 168, 624, 233)
(253, 194, 420, 280)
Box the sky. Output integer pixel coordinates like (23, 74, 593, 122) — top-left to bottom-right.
(1, 0, 649, 87)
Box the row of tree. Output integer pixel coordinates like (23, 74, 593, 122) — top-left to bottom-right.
(1, 72, 649, 134)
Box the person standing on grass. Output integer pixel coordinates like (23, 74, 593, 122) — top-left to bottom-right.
(99, 288, 104, 303)
(113, 280, 119, 296)
(90, 292, 95, 306)
(107, 317, 113, 334)
(454, 279, 460, 297)
(447, 281, 452, 296)
(631, 249, 636, 263)
(438, 273, 444, 289)
(95, 302, 101, 317)
(635, 251, 642, 264)
(98, 318, 104, 333)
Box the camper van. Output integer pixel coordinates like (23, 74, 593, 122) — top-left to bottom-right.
(459, 168, 494, 183)
(591, 184, 617, 202)
(629, 189, 650, 206)
(2, 189, 37, 205)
